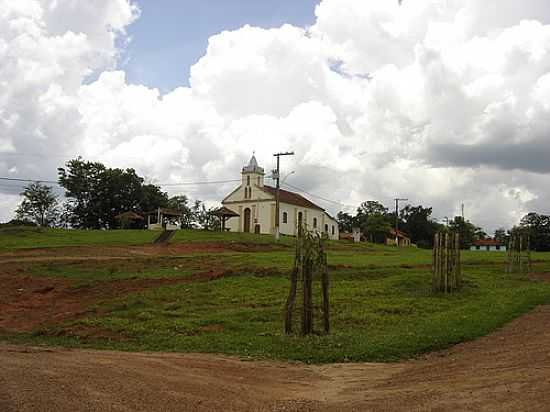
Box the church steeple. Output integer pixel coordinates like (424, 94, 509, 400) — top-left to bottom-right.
(242, 153, 265, 188)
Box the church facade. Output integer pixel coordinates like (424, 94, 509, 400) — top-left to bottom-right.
(222, 156, 340, 240)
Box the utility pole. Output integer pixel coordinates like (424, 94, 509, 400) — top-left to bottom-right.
(461, 203, 465, 220)
(394, 198, 408, 247)
(273, 151, 294, 240)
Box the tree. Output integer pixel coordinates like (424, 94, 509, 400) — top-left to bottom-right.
(364, 213, 392, 243)
(356, 201, 388, 217)
(355, 201, 391, 242)
(519, 213, 550, 251)
(448, 216, 486, 249)
(336, 211, 355, 233)
(192, 200, 220, 231)
(494, 228, 508, 244)
(338, 200, 452, 246)
(167, 195, 194, 228)
(15, 182, 59, 227)
(140, 184, 169, 215)
(400, 205, 441, 248)
(58, 158, 168, 229)
(337, 201, 393, 243)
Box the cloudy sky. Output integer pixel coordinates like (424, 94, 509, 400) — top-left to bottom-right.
(1, 0, 550, 232)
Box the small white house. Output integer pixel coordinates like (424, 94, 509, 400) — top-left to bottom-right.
(470, 239, 507, 252)
(222, 155, 339, 240)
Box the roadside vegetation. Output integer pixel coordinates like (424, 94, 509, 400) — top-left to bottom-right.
(2, 228, 550, 363)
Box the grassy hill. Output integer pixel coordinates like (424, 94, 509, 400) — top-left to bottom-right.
(2, 227, 550, 363)
(0, 226, 295, 250)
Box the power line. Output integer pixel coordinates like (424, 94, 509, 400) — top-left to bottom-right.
(0, 175, 358, 212)
(282, 182, 358, 210)
(0, 151, 152, 161)
(0, 177, 59, 184)
(161, 179, 242, 186)
(0, 176, 251, 188)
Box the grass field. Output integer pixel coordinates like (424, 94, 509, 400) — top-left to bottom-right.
(0, 226, 297, 249)
(2, 227, 550, 363)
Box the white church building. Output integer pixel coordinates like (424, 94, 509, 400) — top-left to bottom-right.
(222, 155, 340, 240)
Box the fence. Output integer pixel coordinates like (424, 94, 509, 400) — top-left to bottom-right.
(284, 224, 330, 335)
(432, 232, 462, 293)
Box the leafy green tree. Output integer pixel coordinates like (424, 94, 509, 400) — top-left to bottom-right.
(336, 211, 355, 232)
(355, 201, 392, 242)
(58, 159, 107, 228)
(15, 182, 59, 227)
(494, 228, 508, 244)
(364, 213, 392, 243)
(58, 158, 167, 229)
(139, 184, 169, 214)
(448, 216, 486, 249)
(338, 201, 451, 246)
(520, 213, 550, 251)
(337, 201, 392, 243)
(399, 205, 441, 248)
(357, 201, 388, 217)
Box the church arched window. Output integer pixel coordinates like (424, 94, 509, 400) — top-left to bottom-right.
(313, 217, 317, 228)
(246, 176, 250, 186)
(282, 212, 288, 223)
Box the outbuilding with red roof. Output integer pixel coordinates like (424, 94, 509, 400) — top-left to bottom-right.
(470, 238, 507, 252)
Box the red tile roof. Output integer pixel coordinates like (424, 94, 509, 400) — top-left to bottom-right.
(472, 239, 502, 246)
(388, 229, 410, 239)
(261, 185, 324, 211)
(211, 206, 240, 217)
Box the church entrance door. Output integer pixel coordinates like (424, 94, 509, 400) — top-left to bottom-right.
(243, 208, 251, 233)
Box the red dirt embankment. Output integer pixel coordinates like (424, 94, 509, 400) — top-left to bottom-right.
(1, 306, 550, 411)
(0, 241, 285, 263)
(0, 243, 243, 332)
(0, 268, 226, 333)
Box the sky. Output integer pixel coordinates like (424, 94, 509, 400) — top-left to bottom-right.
(1, 0, 550, 232)
(123, 0, 320, 91)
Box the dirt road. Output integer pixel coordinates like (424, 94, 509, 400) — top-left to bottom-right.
(1, 305, 549, 411)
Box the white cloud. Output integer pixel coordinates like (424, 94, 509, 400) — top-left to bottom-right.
(1, 0, 550, 232)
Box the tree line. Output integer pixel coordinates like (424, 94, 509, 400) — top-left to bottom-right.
(337, 201, 446, 248)
(12, 158, 219, 230)
(336, 201, 550, 251)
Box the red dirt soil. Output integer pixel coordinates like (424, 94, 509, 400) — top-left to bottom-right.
(0, 269, 228, 333)
(0, 241, 285, 263)
(0, 243, 261, 333)
(0, 273, 190, 332)
(1, 305, 549, 411)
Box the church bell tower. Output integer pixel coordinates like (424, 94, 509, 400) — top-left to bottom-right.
(242, 154, 265, 199)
